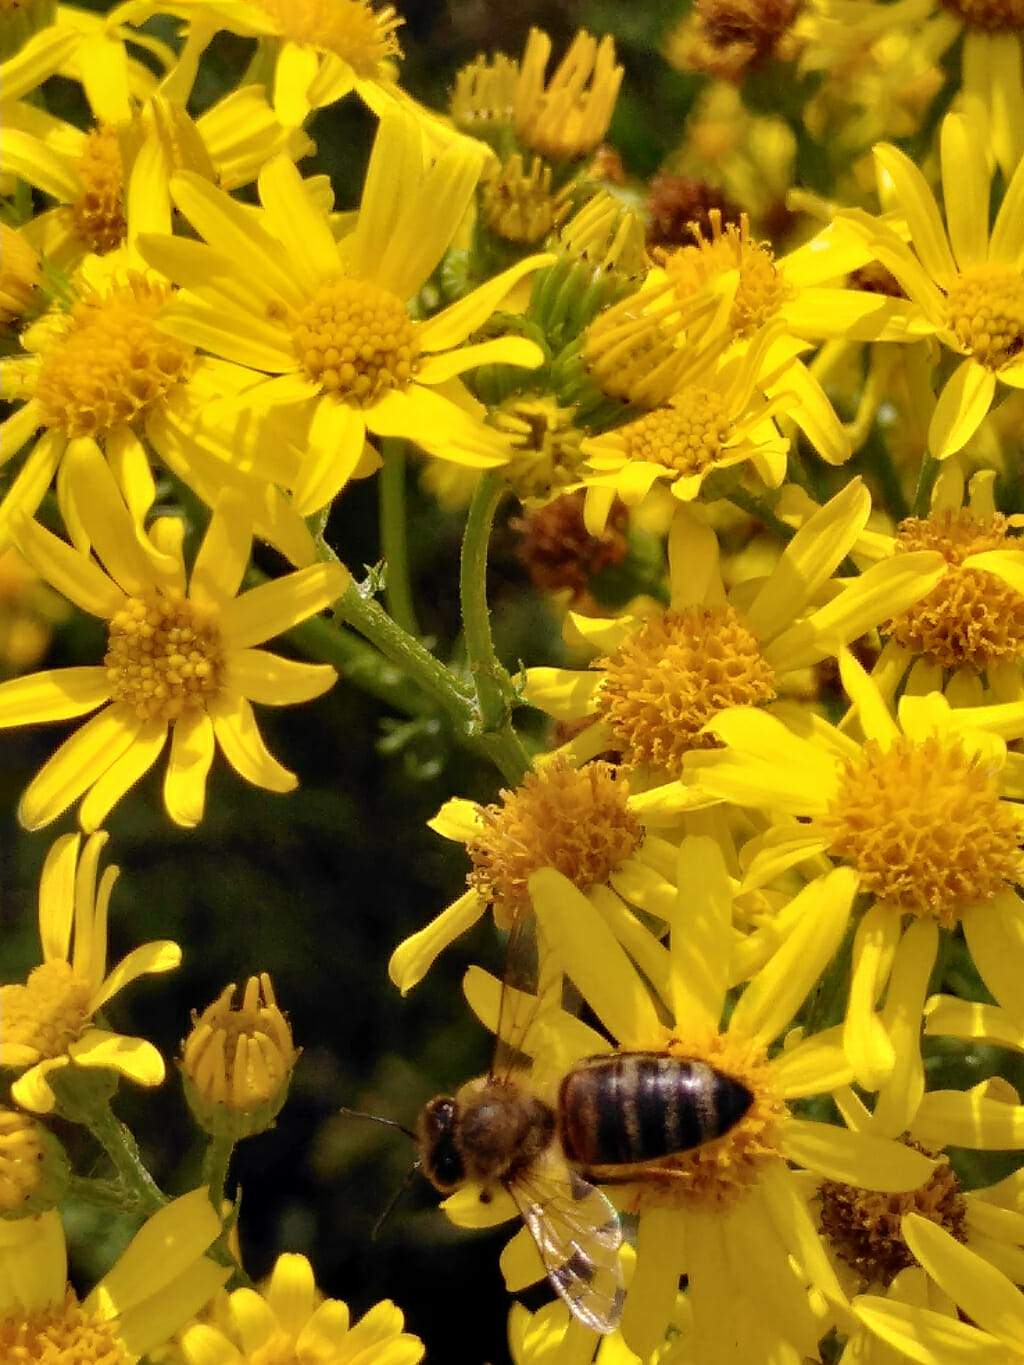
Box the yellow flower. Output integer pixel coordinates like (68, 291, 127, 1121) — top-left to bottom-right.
(139, 107, 550, 515)
(388, 757, 677, 993)
(446, 843, 934, 1360)
(0, 545, 69, 674)
(686, 650, 1024, 1090)
(0, 254, 317, 565)
(107, 0, 406, 129)
(514, 27, 623, 163)
(577, 321, 790, 530)
(523, 481, 945, 810)
(841, 110, 1024, 459)
(0, 444, 348, 830)
(0, 830, 180, 1114)
(0, 1190, 228, 1360)
(176, 1252, 424, 1365)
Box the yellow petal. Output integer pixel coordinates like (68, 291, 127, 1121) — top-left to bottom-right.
(118, 1257, 231, 1362)
(94, 941, 181, 1012)
(928, 358, 996, 459)
(426, 796, 483, 842)
(520, 668, 600, 721)
(9, 1058, 68, 1114)
(16, 513, 124, 619)
(961, 896, 1024, 1032)
(844, 903, 901, 1089)
(78, 718, 168, 834)
(18, 706, 143, 831)
(781, 1118, 936, 1189)
(366, 385, 510, 466)
(292, 396, 370, 516)
(257, 154, 341, 296)
(418, 255, 556, 352)
(874, 142, 958, 289)
(772, 1031, 852, 1096)
(387, 890, 486, 994)
(227, 649, 338, 705)
(188, 491, 252, 609)
(163, 711, 216, 829)
(619, 1208, 685, 1359)
(0, 666, 109, 727)
(416, 336, 544, 385)
(871, 917, 937, 1136)
(499, 1223, 546, 1292)
(68, 1029, 166, 1087)
(38, 833, 80, 964)
(528, 867, 662, 1046)
(913, 1087, 1024, 1149)
(209, 694, 297, 793)
(854, 1296, 1006, 1363)
(0, 1206, 66, 1311)
(668, 836, 733, 1032)
(902, 1212, 1024, 1349)
(220, 562, 349, 650)
(940, 114, 989, 271)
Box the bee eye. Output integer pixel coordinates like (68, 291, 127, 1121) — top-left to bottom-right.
(422, 1096, 465, 1189)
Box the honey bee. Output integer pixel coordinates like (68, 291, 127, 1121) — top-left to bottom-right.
(418, 939, 753, 1333)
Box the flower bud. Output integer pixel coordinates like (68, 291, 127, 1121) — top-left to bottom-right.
(0, 1106, 70, 1217)
(181, 974, 299, 1140)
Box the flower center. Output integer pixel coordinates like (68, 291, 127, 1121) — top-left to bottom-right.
(34, 276, 193, 439)
(466, 759, 642, 928)
(941, 0, 1024, 30)
(72, 126, 126, 255)
(943, 264, 1024, 369)
(0, 1288, 130, 1365)
(662, 210, 790, 338)
(0, 961, 91, 1058)
(820, 1143, 967, 1288)
(619, 391, 732, 474)
(512, 491, 628, 602)
(0, 1108, 48, 1212)
(619, 1033, 785, 1214)
(595, 605, 777, 776)
(494, 396, 586, 499)
(104, 595, 224, 723)
(821, 734, 1023, 922)
(481, 154, 572, 246)
(291, 278, 420, 403)
(887, 509, 1024, 670)
(251, 0, 403, 74)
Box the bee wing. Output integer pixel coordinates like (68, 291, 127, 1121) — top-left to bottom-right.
(508, 1151, 625, 1335)
(493, 909, 583, 1082)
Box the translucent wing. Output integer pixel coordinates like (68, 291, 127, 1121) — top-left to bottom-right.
(508, 1147, 625, 1334)
(492, 908, 583, 1082)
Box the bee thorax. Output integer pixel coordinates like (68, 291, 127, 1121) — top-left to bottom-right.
(457, 1078, 557, 1184)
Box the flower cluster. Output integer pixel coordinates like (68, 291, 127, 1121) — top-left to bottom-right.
(3, 1, 1024, 1362)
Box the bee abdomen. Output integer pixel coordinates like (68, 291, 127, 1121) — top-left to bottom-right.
(558, 1052, 753, 1168)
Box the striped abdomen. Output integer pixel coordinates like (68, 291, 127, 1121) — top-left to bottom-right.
(558, 1053, 752, 1168)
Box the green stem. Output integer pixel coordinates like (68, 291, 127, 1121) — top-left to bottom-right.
(911, 452, 940, 518)
(726, 489, 796, 543)
(201, 1134, 237, 1210)
(378, 438, 420, 638)
(286, 612, 434, 716)
(460, 471, 512, 732)
(88, 1104, 167, 1216)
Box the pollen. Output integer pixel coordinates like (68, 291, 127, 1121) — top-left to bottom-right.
(622, 1032, 786, 1214)
(595, 605, 777, 777)
(0, 221, 41, 325)
(71, 125, 127, 255)
(251, 0, 403, 74)
(820, 1143, 967, 1288)
(661, 210, 791, 339)
(0, 1109, 46, 1213)
(466, 759, 642, 929)
(104, 594, 224, 723)
(34, 276, 193, 439)
(481, 154, 572, 246)
(514, 27, 623, 163)
(886, 509, 1024, 670)
(941, 0, 1024, 30)
(821, 734, 1023, 924)
(619, 391, 732, 475)
(0, 961, 91, 1059)
(0, 1287, 130, 1364)
(943, 264, 1024, 369)
(493, 396, 587, 499)
(291, 277, 419, 403)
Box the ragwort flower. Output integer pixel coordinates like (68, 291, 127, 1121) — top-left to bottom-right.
(841, 110, 1024, 459)
(523, 481, 945, 811)
(176, 1252, 424, 1365)
(140, 107, 550, 516)
(444, 842, 934, 1361)
(0, 830, 180, 1114)
(0, 1190, 228, 1360)
(0, 446, 349, 831)
(686, 650, 1024, 1089)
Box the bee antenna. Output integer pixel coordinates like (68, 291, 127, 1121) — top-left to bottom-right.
(338, 1106, 417, 1142)
(371, 1159, 422, 1240)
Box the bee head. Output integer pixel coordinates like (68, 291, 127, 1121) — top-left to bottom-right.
(418, 1095, 464, 1192)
